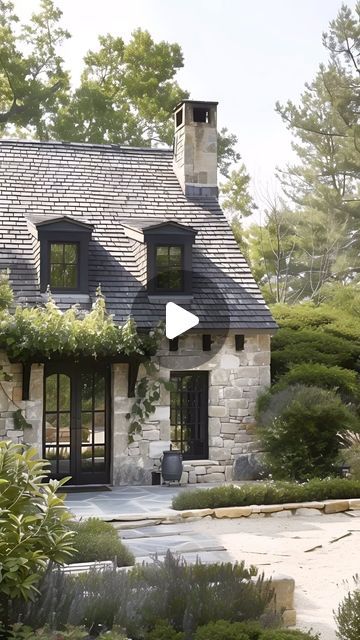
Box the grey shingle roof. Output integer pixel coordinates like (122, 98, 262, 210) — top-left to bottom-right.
(0, 139, 276, 331)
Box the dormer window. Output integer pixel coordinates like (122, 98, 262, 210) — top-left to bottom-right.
(121, 218, 197, 299)
(49, 242, 79, 290)
(155, 245, 183, 291)
(26, 214, 93, 294)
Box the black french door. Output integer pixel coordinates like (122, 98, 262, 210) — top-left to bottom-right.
(170, 371, 209, 459)
(43, 362, 111, 485)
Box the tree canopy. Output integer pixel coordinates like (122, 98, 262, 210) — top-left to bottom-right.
(0, 0, 247, 181)
(243, 3, 360, 303)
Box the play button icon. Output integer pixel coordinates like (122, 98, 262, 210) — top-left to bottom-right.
(165, 302, 199, 340)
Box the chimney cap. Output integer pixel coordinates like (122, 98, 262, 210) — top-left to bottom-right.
(173, 99, 218, 113)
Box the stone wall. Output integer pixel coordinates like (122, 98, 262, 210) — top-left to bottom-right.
(113, 331, 271, 485)
(0, 329, 271, 485)
(0, 352, 43, 455)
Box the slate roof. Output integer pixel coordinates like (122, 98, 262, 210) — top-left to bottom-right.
(0, 139, 276, 331)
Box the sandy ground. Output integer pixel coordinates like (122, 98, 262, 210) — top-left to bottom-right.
(188, 512, 360, 640)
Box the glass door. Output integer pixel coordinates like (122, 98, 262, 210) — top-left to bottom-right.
(43, 363, 110, 485)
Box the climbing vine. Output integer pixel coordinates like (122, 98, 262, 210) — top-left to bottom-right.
(127, 359, 174, 443)
(0, 285, 159, 361)
(0, 275, 166, 437)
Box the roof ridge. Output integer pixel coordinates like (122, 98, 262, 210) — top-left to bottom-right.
(0, 138, 173, 153)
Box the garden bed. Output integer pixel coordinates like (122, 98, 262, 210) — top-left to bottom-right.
(172, 478, 360, 511)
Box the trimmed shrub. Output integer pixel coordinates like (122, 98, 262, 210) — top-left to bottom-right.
(335, 587, 360, 640)
(194, 620, 320, 639)
(256, 385, 357, 480)
(4, 625, 128, 640)
(270, 328, 360, 380)
(272, 363, 360, 404)
(172, 477, 360, 511)
(68, 518, 134, 567)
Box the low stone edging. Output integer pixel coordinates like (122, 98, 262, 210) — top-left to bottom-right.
(179, 497, 360, 519)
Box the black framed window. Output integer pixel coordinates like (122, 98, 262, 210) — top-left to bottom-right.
(170, 371, 208, 459)
(155, 245, 183, 291)
(49, 243, 79, 290)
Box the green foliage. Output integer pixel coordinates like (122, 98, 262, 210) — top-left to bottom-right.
(145, 621, 185, 640)
(4, 625, 127, 640)
(0, 271, 13, 310)
(0, 3, 239, 176)
(0, 441, 74, 624)
(0, 0, 70, 137)
(68, 518, 134, 567)
(127, 356, 174, 442)
(272, 363, 360, 403)
(256, 385, 357, 480)
(0, 289, 158, 362)
(335, 586, 360, 640)
(221, 164, 257, 218)
(14, 551, 271, 636)
(172, 477, 360, 511)
(270, 327, 360, 381)
(341, 444, 360, 481)
(194, 620, 319, 640)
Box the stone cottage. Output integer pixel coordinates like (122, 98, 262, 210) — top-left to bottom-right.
(0, 100, 276, 486)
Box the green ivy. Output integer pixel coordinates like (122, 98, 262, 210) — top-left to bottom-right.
(127, 359, 174, 443)
(0, 287, 159, 362)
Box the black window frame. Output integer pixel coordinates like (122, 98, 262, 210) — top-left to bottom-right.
(145, 227, 196, 296)
(170, 371, 209, 460)
(154, 243, 184, 293)
(48, 241, 80, 292)
(39, 227, 91, 294)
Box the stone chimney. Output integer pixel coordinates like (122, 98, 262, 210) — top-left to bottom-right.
(173, 100, 218, 198)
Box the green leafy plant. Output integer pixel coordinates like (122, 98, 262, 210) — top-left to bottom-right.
(335, 584, 360, 640)
(3, 625, 128, 640)
(172, 477, 360, 511)
(0, 441, 75, 627)
(194, 620, 319, 640)
(13, 552, 272, 635)
(0, 289, 156, 362)
(127, 355, 174, 442)
(340, 444, 360, 481)
(145, 621, 185, 640)
(68, 518, 134, 567)
(256, 385, 358, 480)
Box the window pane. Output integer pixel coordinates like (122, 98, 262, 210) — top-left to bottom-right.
(45, 375, 57, 411)
(81, 373, 93, 410)
(81, 412, 92, 444)
(64, 244, 78, 264)
(94, 373, 105, 410)
(155, 245, 183, 291)
(50, 243, 64, 262)
(59, 375, 70, 411)
(63, 265, 77, 288)
(168, 269, 182, 290)
(59, 413, 70, 444)
(169, 246, 182, 265)
(50, 243, 78, 289)
(156, 271, 168, 289)
(50, 264, 64, 288)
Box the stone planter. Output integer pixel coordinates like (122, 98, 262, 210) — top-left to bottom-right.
(161, 450, 183, 483)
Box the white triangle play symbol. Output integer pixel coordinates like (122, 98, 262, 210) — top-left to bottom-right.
(165, 302, 199, 340)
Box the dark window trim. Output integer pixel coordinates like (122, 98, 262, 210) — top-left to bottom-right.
(39, 229, 91, 294)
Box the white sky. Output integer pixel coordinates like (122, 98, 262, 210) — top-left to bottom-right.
(14, 0, 357, 208)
